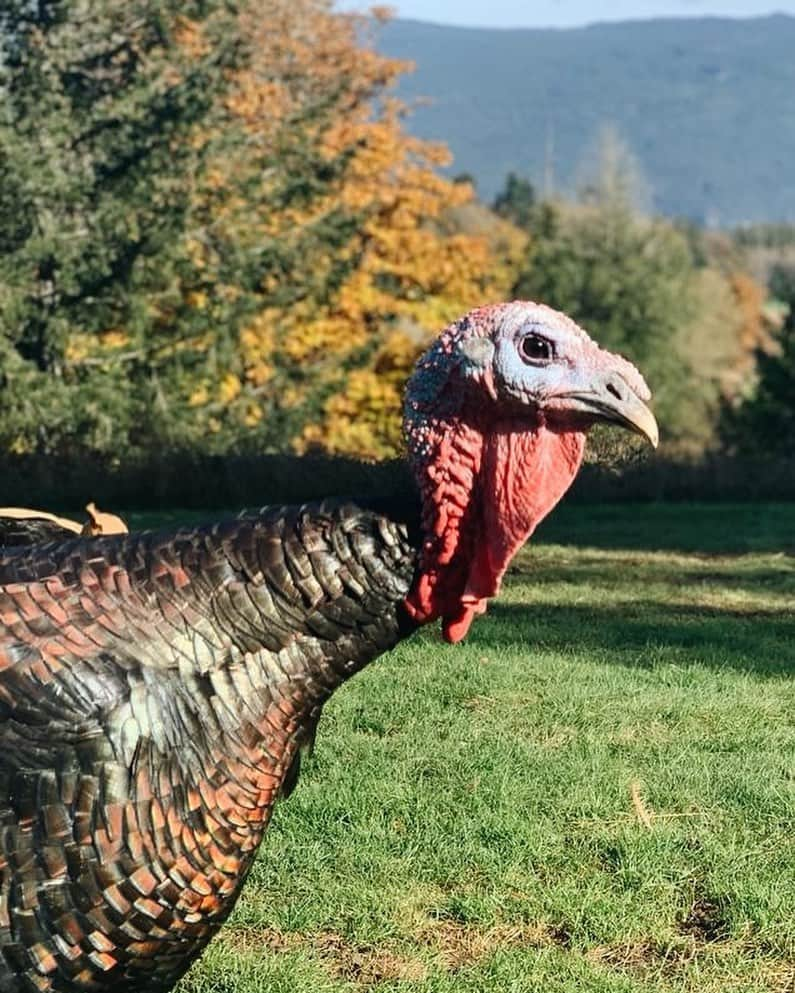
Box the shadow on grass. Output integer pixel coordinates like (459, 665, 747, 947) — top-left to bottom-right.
(508, 554, 795, 601)
(534, 503, 795, 555)
(481, 601, 794, 677)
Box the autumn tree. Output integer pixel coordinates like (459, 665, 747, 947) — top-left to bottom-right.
(721, 269, 795, 457)
(182, 0, 526, 459)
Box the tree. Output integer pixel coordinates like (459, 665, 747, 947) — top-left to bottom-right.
(0, 0, 526, 462)
(505, 124, 706, 444)
(769, 262, 795, 303)
(185, 0, 526, 459)
(721, 276, 795, 457)
(493, 172, 536, 230)
(576, 124, 651, 216)
(0, 0, 244, 456)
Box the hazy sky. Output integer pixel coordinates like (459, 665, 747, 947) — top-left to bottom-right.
(337, 1, 795, 29)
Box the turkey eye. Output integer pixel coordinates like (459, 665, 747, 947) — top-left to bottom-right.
(520, 334, 553, 363)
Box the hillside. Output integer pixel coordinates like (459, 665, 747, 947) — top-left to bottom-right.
(377, 14, 795, 224)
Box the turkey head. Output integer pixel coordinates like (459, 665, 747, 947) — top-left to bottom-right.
(403, 300, 658, 643)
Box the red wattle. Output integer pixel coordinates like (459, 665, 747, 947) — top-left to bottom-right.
(442, 607, 476, 644)
(405, 418, 586, 641)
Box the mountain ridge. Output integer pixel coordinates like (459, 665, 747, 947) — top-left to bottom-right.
(390, 12, 793, 33)
(376, 14, 795, 224)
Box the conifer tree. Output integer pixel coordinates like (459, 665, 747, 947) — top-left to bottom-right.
(493, 172, 536, 230)
(0, 0, 243, 455)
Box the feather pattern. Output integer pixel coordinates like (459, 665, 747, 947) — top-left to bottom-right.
(0, 500, 417, 992)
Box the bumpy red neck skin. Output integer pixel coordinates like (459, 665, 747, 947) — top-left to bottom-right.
(404, 401, 586, 643)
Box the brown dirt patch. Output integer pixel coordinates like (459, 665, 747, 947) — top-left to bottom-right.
(223, 926, 427, 985)
(224, 922, 795, 989)
(587, 933, 795, 990)
(313, 933, 427, 985)
(416, 920, 563, 971)
(679, 897, 729, 943)
(586, 937, 697, 974)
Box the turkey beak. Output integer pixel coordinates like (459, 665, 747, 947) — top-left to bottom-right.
(565, 372, 659, 448)
(591, 374, 659, 447)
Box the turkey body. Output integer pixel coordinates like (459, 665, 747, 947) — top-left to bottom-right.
(0, 499, 419, 992)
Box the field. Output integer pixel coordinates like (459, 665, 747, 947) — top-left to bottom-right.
(166, 503, 795, 993)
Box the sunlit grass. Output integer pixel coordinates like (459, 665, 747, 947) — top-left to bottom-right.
(167, 503, 795, 993)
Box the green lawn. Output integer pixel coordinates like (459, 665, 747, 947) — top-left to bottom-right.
(165, 503, 795, 993)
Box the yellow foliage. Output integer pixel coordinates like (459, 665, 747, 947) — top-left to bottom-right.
(185, 290, 208, 310)
(65, 328, 131, 363)
(189, 384, 209, 407)
(243, 404, 263, 428)
(290, 119, 526, 454)
(192, 0, 526, 454)
(218, 372, 242, 405)
(173, 17, 211, 59)
(185, 237, 208, 269)
(9, 435, 31, 454)
(65, 336, 91, 363)
(730, 272, 766, 355)
(240, 311, 277, 387)
(99, 330, 130, 349)
(298, 368, 404, 460)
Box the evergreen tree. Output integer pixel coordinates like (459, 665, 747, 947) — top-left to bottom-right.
(493, 172, 536, 230)
(0, 0, 244, 455)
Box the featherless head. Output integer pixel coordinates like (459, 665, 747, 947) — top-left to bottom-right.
(403, 300, 658, 644)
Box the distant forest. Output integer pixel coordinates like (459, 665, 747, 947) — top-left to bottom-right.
(378, 15, 795, 225)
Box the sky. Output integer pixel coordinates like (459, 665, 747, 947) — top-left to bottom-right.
(336, 1, 795, 29)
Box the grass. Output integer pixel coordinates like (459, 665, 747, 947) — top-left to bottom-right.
(160, 502, 795, 993)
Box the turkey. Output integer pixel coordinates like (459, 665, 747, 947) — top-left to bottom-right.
(0, 301, 657, 993)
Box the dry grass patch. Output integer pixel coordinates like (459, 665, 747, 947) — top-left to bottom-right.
(415, 920, 563, 971)
(587, 935, 795, 991)
(223, 927, 428, 986)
